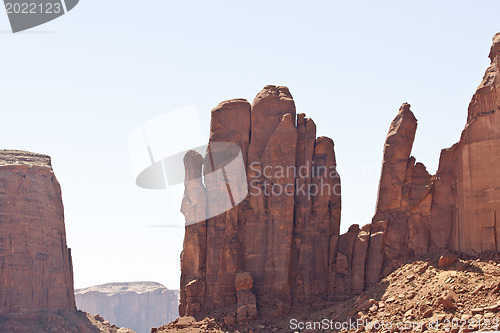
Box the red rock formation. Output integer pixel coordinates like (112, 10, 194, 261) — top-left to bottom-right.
(234, 272, 257, 324)
(242, 87, 297, 317)
(0, 151, 76, 314)
(179, 150, 207, 317)
(363, 33, 500, 288)
(180, 86, 341, 319)
(431, 32, 500, 255)
(364, 103, 433, 284)
(306, 136, 341, 305)
(0, 150, 128, 332)
(180, 99, 251, 318)
(178, 33, 500, 324)
(365, 32, 500, 271)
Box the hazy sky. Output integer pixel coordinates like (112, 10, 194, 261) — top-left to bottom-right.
(0, 1, 499, 290)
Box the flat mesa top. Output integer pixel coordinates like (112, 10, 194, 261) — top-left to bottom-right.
(75, 281, 173, 296)
(0, 150, 52, 167)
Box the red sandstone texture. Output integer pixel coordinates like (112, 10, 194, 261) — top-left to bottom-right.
(178, 33, 500, 327)
(0, 151, 133, 332)
(179, 85, 341, 323)
(0, 151, 75, 315)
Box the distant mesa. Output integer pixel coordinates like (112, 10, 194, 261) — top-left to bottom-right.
(0, 150, 133, 332)
(76, 282, 179, 333)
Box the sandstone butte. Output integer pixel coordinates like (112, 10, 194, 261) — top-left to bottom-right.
(179, 32, 500, 325)
(75, 282, 179, 333)
(0, 151, 133, 332)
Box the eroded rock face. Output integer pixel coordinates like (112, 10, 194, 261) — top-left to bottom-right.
(180, 99, 251, 318)
(178, 33, 500, 323)
(365, 32, 500, 263)
(75, 282, 179, 333)
(0, 151, 76, 314)
(360, 33, 500, 289)
(0, 150, 123, 332)
(234, 272, 257, 324)
(179, 86, 341, 319)
(242, 87, 297, 317)
(364, 104, 433, 284)
(432, 32, 500, 255)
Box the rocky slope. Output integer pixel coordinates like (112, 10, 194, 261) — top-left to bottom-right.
(320, 254, 500, 333)
(177, 32, 500, 329)
(157, 254, 500, 333)
(76, 282, 179, 333)
(0, 150, 133, 332)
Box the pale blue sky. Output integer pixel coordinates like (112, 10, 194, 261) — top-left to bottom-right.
(0, 1, 499, 290)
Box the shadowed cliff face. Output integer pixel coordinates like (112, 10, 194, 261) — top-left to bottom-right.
(179, 34, 500, 322)
(432, 32, 500, 255)
(0, 150, 76, 314)
(0, 150, 134, 332)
